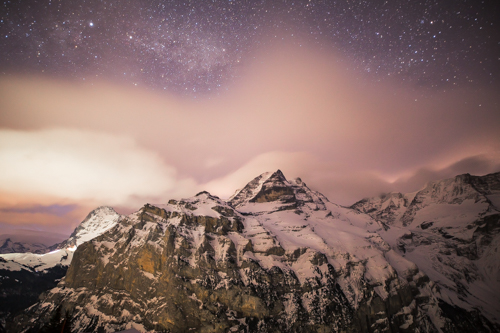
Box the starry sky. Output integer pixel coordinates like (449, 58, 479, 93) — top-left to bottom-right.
(0, 0, 499, 236)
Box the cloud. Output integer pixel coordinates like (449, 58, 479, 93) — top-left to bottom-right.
(0, 204, 77, 217)
(391, 153, 500, 194)
(203, 150, 500, 206)
(0, 228, 69, 246)
(0, 45, 498, 188)
(204, 157, 225, 169)
(202, 151, 393, 205)
(0, 201, 90, 234)
(0, 128, 193, 205)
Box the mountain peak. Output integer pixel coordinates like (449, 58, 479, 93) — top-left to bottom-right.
(249, 170, 294, 204)
(59, 205, 121, 248)
(229, 170, 294, 207)
(270, 169, 286, 180)
(228, 170, 329, 213)
(91, 206, 118, 214)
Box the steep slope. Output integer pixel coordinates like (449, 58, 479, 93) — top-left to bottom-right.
(0, 206, 122, 332)
(352, 172, 500, 325)
(11, 171, 499, 332)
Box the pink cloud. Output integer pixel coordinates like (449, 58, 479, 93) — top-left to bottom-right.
(0, 41, 498, 232)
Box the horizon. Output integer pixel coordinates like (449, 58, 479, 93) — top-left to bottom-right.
(1, 168, 498, 240)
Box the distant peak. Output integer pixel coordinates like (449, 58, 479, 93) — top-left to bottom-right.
(59, 205, 122, 249)
(290, 177, 305, 186)
(454, 173, 471, 180)
(253, 170, 287, 183)
(270, 169, 286, 180)
(229, 169, 299, 207)
(195, 191, 212, 197)
(192, 190, 222, 201)
(229, 170, 286, 207)
(83, 206, 118, 218)
(93, 206, 117, 212)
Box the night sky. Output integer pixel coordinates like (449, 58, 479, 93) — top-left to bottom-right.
(2, 0, 499, 93)
(0, 0, 499, 235)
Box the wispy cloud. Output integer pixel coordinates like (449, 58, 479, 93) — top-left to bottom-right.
(0, 204, 77, 217)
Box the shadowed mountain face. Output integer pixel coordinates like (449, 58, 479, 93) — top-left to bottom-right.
(7, 171, 500, 333)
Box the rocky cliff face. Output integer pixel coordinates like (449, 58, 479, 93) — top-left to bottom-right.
(10, 171, 500, 333)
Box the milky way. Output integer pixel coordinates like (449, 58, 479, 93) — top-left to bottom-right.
(1, 0, 498, 95)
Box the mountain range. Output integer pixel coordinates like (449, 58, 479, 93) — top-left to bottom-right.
(1, 170, 499, 332)
(0, 238, 49, 255)
(0, 230, 68, 255)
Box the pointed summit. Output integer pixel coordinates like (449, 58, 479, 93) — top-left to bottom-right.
(229, 170, 295, 207)
(58, 206, 121, 248)
(269, 169, 286, 181)
(249, 170, 295, 204)
(227, 169, 327, 210)
(228, 171, 274, 207)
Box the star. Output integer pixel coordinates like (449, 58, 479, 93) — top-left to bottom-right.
(0, 0, 498, 96)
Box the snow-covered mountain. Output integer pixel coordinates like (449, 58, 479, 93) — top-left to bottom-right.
(351, 172, 500, 327)
(0, 206, 122, 332)
(0, 206, 121, 274)
(0, 230, 68, 254)
(58, 206, 123, 249)
(9, 171, 500, 332)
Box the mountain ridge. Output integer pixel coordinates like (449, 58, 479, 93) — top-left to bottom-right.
(5, 170, 500, 332)
(0, 238, 49, 255)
